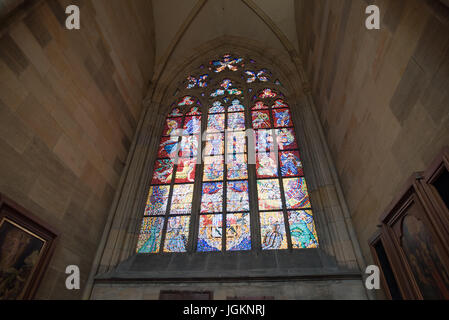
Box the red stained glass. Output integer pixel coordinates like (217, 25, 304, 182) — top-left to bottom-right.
(175, 158, 197, 183)
(252, 110, 271, 129)
(272, 99, 288, 109)
(273, 108, 292, 128)
(259, 88, 277, 99)
(157, 137, 179, 159)
(151, 159, 174, 185)
(275, 128, 298, 150)
(252, 101, 269, 110)
(183, 116, 201, 135)
(163, 117, 183, 136)
(280, 151, 303, 177)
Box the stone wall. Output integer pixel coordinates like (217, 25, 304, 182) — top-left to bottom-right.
(0, 0, 155, 298)
(295, 0, 449, 270)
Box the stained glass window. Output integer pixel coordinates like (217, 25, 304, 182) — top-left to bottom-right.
(137, 55, 318, 254)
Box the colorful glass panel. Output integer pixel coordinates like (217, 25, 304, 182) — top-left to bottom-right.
(136, 217, 164, 253)
(204, 133, 224, 156)
(163, 216, 190, 253)
(168, 107, 183, 117)
(197, 215, 222, 252)
(183, 116, 201, 135)
(210, 89, 225, 97)
(220, 79, 232, 89)
(210, 54, 243, 73)
(280, 151, 303, 177)
(179, 135, 199, 158)
(256, 152, 278, 178)
(144, 185, 170, 216)
(226, 131, 246, 154)
(209, 101, 225, 114)
(186, 76, 196, 89)
(178, 96, 195, 106)
(252, 110, 271, 129)
(259, 88, 277, 99)
(252, 101, 269, 110)
(275, 128, 298, 150)
(227, 181, 249, 212)
(207, 114, 225, 132)
(283, 178, 311, 209)
(288, 210, 318, 249)
(198, 74, 208, 88)
(170, 184, 194, 214)
(255, 129, 274, 152)
(272, 99, 288, 109)
(228, 99, 244, 112)
(151, 159, 174, 185)
(175, 158, 196, 183)
(227, 154, 248, 180)
(227, 112, 245, 130)
(163, 117, 183, 136)
(273, 108, 292, 128)
(257, 179, 282, 210)
(226, 213, 251, 251)
(203, 155, 224, 181)
(260, 212, 287, 250)
(187, 106, 201, 115)
(157, 136, 179, 159)
(200, 182, 224, 213)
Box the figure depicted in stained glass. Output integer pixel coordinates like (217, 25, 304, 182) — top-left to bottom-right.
(260, 212, 287, 250)
(227, 181, 249, 212)
(136, 217, 164, 253)
(151, 159, 174, 184)
(283, 178, 311, 209)
(256, 153, 278, 178)
(273, 108, 292, 128)
(158, 137, 179, 159)
(226, 131, 246, 154)
(204, 133, 224, 156)
(207, 114, 225, 132)
(201, 182, 223, 213)
(183, 116, 201, 135)
(170, 184, 194, 214)
(203, 156, 224, 181)
(179, 135, 199, 158)
(257, 179, 282, 210)
(164, 216, 190, 253)
(275, 128, 298, 150)
(227, 112, 245, 131)
(197, 215, 222, 252)
(163, 117, 183, 136)
(175, 158, 196, 183)
(145, 185, 170, 216)
(227, 154, 248, 180)
(288, 210, 318, 249)
(280, 151, 303, 177)
(226, 213, 251, 251)
(252, 110, 271, 129)
(255, 129, 274, 152)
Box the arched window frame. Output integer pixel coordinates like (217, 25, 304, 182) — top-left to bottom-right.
(136, 54, 318, 254)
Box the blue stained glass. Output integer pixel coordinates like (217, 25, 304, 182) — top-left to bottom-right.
(288, 210, 318, 249)
(197, 214, 222, 252)
(136, 217, 164, 253)
(163, 216, 190, 253)
(209, 101, 225, 114)
(226, 213, 251, 251)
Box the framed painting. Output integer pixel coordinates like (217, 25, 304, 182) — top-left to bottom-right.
(0, 194, 58, 300)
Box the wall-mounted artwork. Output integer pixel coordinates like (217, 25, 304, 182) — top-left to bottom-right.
(0, 195, 57, 300)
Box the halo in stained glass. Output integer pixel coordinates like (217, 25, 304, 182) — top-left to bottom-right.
(157, 136, 179, 159)
(204, 133, 224, 156)
(227, 181, 249, 212)
(168, 107, 183, 117)
(275, 128, 298, 150)
(200, 182, 224, 213)
(272, 99, 288, 109)
(136, 217, 164, 253)
(144, 185, 170, 216)
(226, 131, 246, 154)
(197, 214, 222, 252)
(183, 116, 201, 135)
(179, 135, 199, 158)
(163, 216, 190, 253)
(170, 184, 194, 214)
(178, 96, 195, 106)
(280, 151, 303, 177)
(209, 101, 225, 114)
(228, 99, 244, 112)
(257, 179, 282, 210)
(283, 178, 311, 209)
(207, 114, 225, 132)
(175, 158, 196, 183)
(288, 210, 318, 249)
(227, 154, 248, 180)
(203, 155, 224, 181)
(163, 117, 183, 136)
(259, 88, 277, 99)
(227, 112, 245, 130)
(252, 110, 271, 129)
(256, 152, 278, 178)
(151, 159, 174, 185)
(252, 101, 269, 110)
(226, 213, 251, 251)
(273, 108, 292, 128)
(260, 212, 287, 250)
